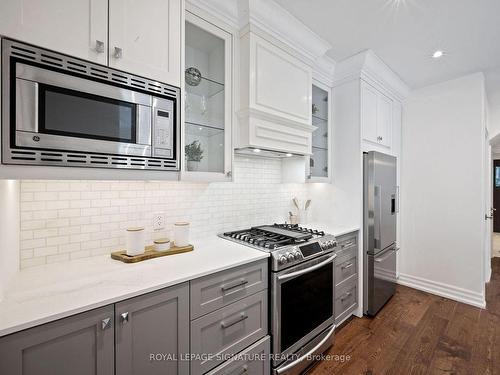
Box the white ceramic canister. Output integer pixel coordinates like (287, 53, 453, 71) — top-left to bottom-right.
(126, 227, 146, 256)
(173, 222, 190, 247)
(154, 238, 171, 252)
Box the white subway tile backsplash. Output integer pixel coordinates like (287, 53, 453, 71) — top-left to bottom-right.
(19, 156, 309, 268)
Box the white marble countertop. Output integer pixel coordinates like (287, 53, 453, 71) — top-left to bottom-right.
(307, 222, 360, 238)
(0, 236, 269, 337)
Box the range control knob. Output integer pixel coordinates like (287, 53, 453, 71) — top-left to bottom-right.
(278, 256, 287, 265)
(286, 252, 295, 262)
(293, 251, 302, 260)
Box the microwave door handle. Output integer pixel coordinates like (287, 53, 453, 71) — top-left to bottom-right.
(136, 105, 152, 147)
(277, 254, 337, 281)
(16, 79, 39, 133)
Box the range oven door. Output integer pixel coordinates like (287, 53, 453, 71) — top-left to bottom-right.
(14, 62, 173, 158)
(271, 253, 336, 369)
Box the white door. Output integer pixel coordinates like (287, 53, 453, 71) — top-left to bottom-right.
(361, 83, 378, 145)
(108, 0, 181, 86)
(0, 0, 108, 64)
(377, 92, 393, 148)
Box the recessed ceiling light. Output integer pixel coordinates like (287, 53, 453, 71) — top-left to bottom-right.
(432, 50, 444, 59)
(253, 148, 261, 153)
(285, 153, 293, 157)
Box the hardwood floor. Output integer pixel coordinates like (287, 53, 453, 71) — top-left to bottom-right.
(308, 258, 500, 375)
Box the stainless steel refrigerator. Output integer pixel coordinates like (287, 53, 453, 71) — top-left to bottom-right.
(363, 151, 399, 316)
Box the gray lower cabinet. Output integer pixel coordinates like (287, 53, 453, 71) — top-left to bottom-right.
(205, 336, 271, 375)
(190, 289, 268, 375)
(334, 231, 359, 324)
(190, 259, 268, 319)
(0, 305, 115, 375)
(115, 282, 189, 375)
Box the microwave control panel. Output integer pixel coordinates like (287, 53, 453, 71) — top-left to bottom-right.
(153, 102, 174, 158)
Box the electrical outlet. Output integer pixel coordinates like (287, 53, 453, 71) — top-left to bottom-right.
(153, 213, 165, 231)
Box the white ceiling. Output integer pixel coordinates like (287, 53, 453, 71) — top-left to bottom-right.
(275, 0, 500, 90)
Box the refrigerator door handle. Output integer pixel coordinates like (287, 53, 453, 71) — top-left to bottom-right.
(396, 186, 400, 213)
(374, 185, 382, 248)
(374, 248, 396, 263)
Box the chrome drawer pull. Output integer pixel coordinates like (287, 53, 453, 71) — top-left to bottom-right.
(341, 241, 354, 248)
(221, 279, 248, 292)
(340, 292, 352, 302)
(220, 313, 248, 329)
(227, 365, 248, 375)
(341, 262, 353, 270)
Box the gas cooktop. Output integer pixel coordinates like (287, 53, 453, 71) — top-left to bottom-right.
(220, 224, 337, 271)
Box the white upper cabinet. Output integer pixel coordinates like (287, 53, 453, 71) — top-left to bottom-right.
(0, 0, 181, 86)
(361, 81, 393, 150)
(183, 9, 233, 181)
(308, 81, 331, 181)
(0, 0, 108, 65)
(108, 0, 181, 86)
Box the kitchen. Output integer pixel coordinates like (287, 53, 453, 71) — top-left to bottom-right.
(0, 0, 498, 374)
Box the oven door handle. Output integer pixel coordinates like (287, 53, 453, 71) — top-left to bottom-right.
(275, 324, 336, 375)
(277, 254, 337, 281)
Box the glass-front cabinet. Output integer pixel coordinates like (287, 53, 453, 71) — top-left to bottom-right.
(183, 11, 232, 180)
(308, 81, 331, 181)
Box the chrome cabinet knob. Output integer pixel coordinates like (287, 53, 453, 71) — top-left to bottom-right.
(114, 47, 123, 59)
(95, 40, 105, 53)
(121, 312, 129, 323)
(101, 317, 111, 330)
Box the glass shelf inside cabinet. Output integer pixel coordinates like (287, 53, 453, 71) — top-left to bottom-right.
(185, 74, 224, 98)
(311, 84, 329, 178)
(185, 20, 226, 175)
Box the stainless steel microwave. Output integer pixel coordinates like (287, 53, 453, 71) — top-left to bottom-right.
(1, 38, 180, 171)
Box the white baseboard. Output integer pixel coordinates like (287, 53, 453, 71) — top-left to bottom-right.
(397, 273, 486, 309)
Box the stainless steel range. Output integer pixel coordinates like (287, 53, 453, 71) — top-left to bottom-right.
(220, 224, 338, 375)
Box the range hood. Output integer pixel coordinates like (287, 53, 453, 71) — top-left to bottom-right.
(235, 26, 317, 157)
(234, 147, 305, 158)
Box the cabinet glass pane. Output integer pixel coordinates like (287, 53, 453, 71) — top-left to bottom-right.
(185, 21, 225, 173)
(311, 85, 329, 178)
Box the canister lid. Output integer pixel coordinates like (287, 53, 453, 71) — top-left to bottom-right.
(154, 238, 170, 244)
(126, 227, 145, 232)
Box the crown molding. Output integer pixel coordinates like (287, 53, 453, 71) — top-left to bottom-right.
(188, 0, 336, 82)
(313, 55, 336, 86)
(333, 50, 410, 101)
(186, 0, 239, 29)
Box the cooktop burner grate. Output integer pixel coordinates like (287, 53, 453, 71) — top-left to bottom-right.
(222, 223, 325, 250)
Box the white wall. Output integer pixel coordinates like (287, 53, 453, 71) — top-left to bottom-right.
(399, 72, 486, 307)
(309, 80, 362, 228)
(18, 156, 308, 268)
(0, 180, 20, 301)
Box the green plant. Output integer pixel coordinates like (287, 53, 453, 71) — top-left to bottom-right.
(185, 140, 204, 162)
